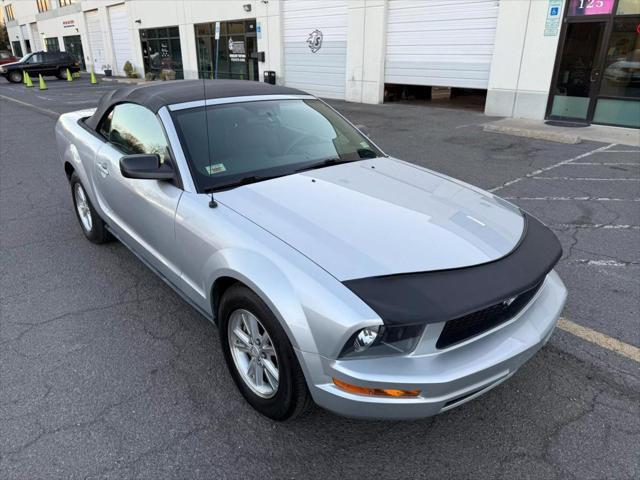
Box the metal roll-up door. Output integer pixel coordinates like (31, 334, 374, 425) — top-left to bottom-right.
(385, 0, 500, 89)
(86, 10, 105, 74)
(108, 4, 133, 76)
(282, 0, 348, 99)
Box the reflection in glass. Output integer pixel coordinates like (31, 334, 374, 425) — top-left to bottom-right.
(600, 17, 640, 98)
(617, 0, 640, 14)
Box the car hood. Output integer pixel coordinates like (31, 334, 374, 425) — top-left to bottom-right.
(0, 61, 22, 69)
(216, 158, 525, 281)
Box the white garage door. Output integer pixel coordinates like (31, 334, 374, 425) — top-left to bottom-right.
(282, 0, 347, 99)
(86, 10, 105, 74)
(108, 4, 133, 76)
(385, 0, 499, 89)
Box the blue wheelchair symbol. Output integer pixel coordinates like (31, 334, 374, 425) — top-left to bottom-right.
(550, 6, 559, 15)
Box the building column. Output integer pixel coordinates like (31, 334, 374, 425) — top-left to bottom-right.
(486, 0, 565, 120)
(345, 0, 387, 104)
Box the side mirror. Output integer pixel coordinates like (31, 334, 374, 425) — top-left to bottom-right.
(119, 154, 174, 180)
(355, 124, 370, 137)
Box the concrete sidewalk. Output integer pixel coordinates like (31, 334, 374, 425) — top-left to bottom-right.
(484, 117, 640, 147)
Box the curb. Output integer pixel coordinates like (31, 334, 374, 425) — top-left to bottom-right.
(99, 77, 150, 85)
(483, 124, 582, 144)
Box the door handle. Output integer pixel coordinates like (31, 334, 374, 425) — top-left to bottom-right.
(97, 162, 109, 176)
(590, 69, 601, 83)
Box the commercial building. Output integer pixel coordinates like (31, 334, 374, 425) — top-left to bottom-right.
(2, 0, 638, 128)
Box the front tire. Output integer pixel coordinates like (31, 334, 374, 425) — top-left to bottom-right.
(70, 173, 111, 244)
(219, 284, 313, 421)
(7, 70, 22, 83)
(56, 68, 66, 80)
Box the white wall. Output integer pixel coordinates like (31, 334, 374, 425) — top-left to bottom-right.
(486, 0, 565, 120)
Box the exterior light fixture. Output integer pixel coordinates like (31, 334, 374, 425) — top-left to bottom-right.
(134, 19, 142, 24)
(243, 4, 252, 12)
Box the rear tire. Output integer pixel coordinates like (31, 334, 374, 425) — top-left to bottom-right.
(70, 173, 112, 244)
(56, 68, 66, 80)
(7, 70, 22, 83)
(219, 284, 313, 421)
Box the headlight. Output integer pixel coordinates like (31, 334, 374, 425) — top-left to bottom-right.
(340, 324, 424, 358)
(0, 67, 5, 73)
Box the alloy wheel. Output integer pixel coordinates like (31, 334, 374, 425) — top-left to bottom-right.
(228, 309, 280, 398)
(74, 183, 93, 232)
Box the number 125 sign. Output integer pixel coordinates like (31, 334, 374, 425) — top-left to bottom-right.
(569, 0, 614, 15)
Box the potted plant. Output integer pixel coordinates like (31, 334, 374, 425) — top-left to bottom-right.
(103, 64, 112, 77)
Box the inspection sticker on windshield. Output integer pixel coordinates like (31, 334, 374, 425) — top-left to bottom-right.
(205, 163, 227, 175)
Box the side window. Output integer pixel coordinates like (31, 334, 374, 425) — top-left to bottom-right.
(106, 103, 170, 163)
(28, 53, 43, 64)
(98, 110, 113, 139)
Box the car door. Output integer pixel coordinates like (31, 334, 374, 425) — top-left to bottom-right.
(23, 53, 44, 76)
(92, 103, 184, 285)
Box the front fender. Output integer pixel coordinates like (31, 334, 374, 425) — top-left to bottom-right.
(204, 248, 318, 354)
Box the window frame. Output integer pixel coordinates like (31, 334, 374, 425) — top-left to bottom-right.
(96, 102, 184, 189)
(36, 0, 50, 13)
(5, 4, 15, 21)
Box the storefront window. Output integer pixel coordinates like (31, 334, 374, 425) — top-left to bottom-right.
(140, 27, 183, 80)
(11, 41, 23, 58)
(616, 0, 640, 14)
(194, 19, 258, 81)
(593, 16, 640, 127)
(45, 37, 60, 52)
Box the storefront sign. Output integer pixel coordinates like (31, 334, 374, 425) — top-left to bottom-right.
(544, 0, 563, 36)
(568, 0, 615, 16)
(63, 19, 75, 29)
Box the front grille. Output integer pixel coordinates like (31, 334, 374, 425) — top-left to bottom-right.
(435, 282, 543, 349)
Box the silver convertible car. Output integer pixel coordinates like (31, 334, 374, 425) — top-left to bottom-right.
(56, 80, 567, 421)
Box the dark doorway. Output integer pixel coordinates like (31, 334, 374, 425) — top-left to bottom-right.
(24, 40, 31, 54)
(548, 22, 607, 122)
(63, 35, 85, 70)
(11, 41, 23, 58)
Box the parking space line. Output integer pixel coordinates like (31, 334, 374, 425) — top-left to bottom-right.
(554, 224, 640, 230)
(558, 318, 640, 363)
(0, 94, 59, 119)
(573, 259, 634, 267)
(602, 150, 640, 153)
(532, 176, 639, 181)
(489, 143, 615, 193)
(569, 162, 639, 166)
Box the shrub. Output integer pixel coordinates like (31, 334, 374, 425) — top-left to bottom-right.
(123, 61, 134, 78)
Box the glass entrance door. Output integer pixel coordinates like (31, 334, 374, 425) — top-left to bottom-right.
(548, 21, 607, 121)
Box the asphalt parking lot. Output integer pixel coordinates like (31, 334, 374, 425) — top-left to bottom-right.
(1, 78, 639, 479)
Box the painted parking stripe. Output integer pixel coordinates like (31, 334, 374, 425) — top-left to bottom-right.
(533, 176, 639, 181)
(489, 143, 615, 193)
(558, 318, 640, 363)
(553, 224, 640, 230)
(0, 94, 59, 119)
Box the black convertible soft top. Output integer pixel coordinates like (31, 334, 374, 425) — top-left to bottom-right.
(84, 80, 307, 130)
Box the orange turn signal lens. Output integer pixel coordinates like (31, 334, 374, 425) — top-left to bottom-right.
(332, 378, 420, 397)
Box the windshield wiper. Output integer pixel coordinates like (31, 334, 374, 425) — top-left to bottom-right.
(295, 157, 355, 173)
(205, 174, 282, 193)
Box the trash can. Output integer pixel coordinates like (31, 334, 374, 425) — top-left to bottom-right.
(263, 71, 276, 85)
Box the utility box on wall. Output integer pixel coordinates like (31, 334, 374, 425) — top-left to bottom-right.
(263, 70, 276, 85)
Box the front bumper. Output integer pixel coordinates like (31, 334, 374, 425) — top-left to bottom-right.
(299, 270, 567, 419)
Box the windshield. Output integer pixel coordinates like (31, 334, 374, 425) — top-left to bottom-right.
(171, 99, 383, 192)
(19, 53, 33, 63)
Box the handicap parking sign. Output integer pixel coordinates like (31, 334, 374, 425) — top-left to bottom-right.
(550, 6, 559, 15)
